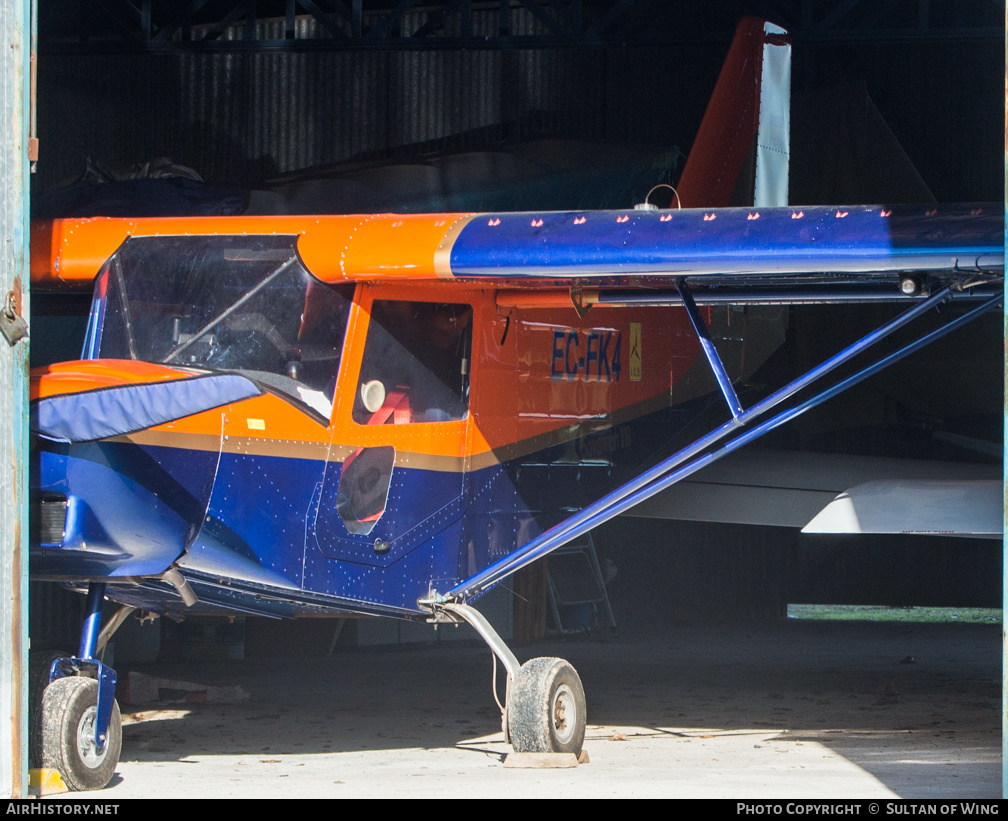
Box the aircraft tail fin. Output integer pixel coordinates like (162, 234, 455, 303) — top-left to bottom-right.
(676, 17, 791, 208)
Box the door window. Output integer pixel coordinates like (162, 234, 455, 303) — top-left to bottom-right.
(351, 300, 472, 426)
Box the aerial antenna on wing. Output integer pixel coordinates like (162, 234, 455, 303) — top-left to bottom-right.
(634, 183, 681, 211)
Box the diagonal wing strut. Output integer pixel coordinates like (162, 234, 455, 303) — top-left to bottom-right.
(432, 284, 1002, 607)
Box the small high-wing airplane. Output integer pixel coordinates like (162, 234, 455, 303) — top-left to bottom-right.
(26, 18, 1004, 790)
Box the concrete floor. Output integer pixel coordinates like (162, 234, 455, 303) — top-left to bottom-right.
(69, 619, 1000, 799)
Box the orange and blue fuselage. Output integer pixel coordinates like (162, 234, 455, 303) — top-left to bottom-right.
(29, 205, 1002, 617)
(30, 213, 711, 617)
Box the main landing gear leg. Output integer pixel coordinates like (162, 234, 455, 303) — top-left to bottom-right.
(32, 583, 125, 791)
(426, 601, 587, 756)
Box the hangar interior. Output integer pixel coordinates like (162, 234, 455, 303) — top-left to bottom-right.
(27, 0, 1004, 659)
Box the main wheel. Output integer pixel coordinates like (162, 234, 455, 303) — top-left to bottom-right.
(40, 677, 121, 791)
(507, 657, 586, 755)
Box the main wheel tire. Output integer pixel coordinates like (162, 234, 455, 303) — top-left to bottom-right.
(507, 657, 586, 755)
(40, 677, 121, 792)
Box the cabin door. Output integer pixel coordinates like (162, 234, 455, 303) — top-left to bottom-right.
(311, 292, 474, 569)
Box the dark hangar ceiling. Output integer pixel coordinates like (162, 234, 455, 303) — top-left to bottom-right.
(37, 0, 1004, 53)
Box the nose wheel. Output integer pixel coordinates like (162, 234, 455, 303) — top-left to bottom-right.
(31, 584, 130, 791)
(39, 677, 122, 792)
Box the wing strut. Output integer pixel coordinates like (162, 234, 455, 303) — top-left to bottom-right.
(677, 279, 744, 420)
(435, 287, 1002, 606)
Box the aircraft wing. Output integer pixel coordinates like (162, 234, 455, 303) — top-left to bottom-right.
(437, 204, 1000, 285)
(802, 479, 1001, 538)
(324, 202, 1000, 302)
(32, 203, 1002, 303)
(625, 447, 1001, 538)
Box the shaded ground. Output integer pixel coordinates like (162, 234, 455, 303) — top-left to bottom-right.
(72, 619, 999, 799)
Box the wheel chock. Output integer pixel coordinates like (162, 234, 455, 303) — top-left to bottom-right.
(28, 768, 68, 796)
(503, 750, 589, 768)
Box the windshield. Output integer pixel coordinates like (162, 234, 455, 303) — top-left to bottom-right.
(94, 234, 353, 419)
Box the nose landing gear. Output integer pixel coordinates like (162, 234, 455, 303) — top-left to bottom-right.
(30, 583, 126, 791)
(39, 676, 122, 792)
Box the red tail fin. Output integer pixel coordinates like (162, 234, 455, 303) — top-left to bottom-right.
(676, 17, 791, 208)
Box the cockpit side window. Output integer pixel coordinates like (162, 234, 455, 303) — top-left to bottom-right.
(352, 300, 472, 426)
(95, 235, 353, 419)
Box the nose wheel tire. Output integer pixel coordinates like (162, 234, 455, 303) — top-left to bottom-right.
(40, 677, 121, 792)
(28, 650, 69, 769)
(507, 657, 586, 755)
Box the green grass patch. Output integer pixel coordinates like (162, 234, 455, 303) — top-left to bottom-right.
(787, 604, 1002, 623)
